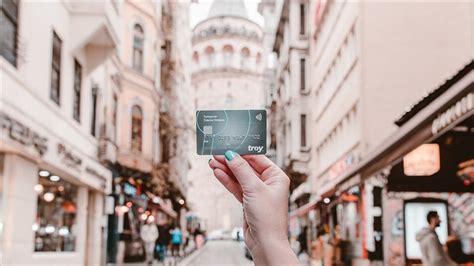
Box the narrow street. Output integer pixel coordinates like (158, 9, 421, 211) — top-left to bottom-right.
(181, 240, 253, 266)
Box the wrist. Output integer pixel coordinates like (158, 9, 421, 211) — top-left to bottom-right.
(250, 238, 298, 266)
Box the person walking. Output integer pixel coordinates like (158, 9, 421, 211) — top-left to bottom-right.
(156, 222, 171, 262)
(140, 217, 159, 265)
(298, 226, 309, 255)
(416, 211, 455, 266)
(170, 226, 183, 257)
(310, 228, 325, 266)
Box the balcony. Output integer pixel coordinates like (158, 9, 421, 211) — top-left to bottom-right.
(67, 1, 120, 72)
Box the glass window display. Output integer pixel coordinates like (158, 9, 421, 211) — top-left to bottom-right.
(34, 170, 78, 252)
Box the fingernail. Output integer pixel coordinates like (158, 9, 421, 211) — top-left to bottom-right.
(224, 150, 237, 161)
(208, 158, 212, 164)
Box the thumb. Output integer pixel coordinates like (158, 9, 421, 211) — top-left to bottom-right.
(224, 150, 263, 191)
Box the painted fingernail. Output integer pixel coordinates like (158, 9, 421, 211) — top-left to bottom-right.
(224, 150, 237, 161)
(208, 158, 212, 164)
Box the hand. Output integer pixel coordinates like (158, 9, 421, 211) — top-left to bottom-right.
(209, 151, 298, 265)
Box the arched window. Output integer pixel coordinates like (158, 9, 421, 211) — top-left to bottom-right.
(193, 51, 199, 63)
(240, 47, 250, 68)
(223, 45, 234, 66)
(133, 24, 144, 72)
(193, 51, 199, 68)
(205, 46, 215, 68)
(131, 105, 143, 152)
(256, 52, 262, 66)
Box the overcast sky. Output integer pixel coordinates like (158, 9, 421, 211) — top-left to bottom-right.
(190, 0, 264, 29)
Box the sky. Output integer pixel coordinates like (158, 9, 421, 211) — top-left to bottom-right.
(190, 0, 264, 29)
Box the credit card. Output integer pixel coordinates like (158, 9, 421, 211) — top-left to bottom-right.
(196, 110, 267, 155)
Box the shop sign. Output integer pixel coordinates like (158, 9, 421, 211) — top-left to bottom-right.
(431, 92, 473, 135)
(85, 166, 107, 189)
(403, 143, 440, 176)
(329, 154, 355, 179)
(58, 143, 107, 188)
(0, 111, 48, 156)
(57, 143, 82, 170)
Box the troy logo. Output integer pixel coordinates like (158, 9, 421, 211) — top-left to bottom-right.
(248, 145, 264, 153)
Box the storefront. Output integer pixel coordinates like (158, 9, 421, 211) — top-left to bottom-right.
(106, 163, 181, 263)
(0, 111, 112, 265)
(335, 60, 474, 265)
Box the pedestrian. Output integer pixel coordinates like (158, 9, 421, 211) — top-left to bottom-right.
(170, 225, 183, 257)
(298, 226, 308, 255)
(140, 216, 159, 265)
(416, 210, 456, 266)
(156, 222, 171, 262)
(209, 152, 299, 265)
(310, 228, 325, 266)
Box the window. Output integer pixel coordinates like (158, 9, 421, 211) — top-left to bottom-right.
(131, 105, 143, 152)
(205, 46, 215, 68)
(1, 0, 19, 66)
(112, 94, 118, 140)
(132, 24, 144, 72)
(299, 3, 306, 35)
(50, 31, 62, 105)
(256, 53, 262, 66)
(91, 86, 98, 136)
(300, 114, 307, 147)
(73, 60, 82, 122)
(300, 58, 306, 92)
(240, 47, 250, 68)
(192, 51, 199, 67)
(34, 171, 78, 252)
(223, 45, 234, 66)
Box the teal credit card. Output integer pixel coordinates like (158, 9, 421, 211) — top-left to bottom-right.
(196, 110, 267, 155)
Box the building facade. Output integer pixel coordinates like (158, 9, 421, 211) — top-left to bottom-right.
(104, 0, 192, 263)
(1, 1, 118, 264)
(261, 0, 313, 239)
(0, 0, 192, 264)
(266, 1, 473, 265)
(187, 0, 265, 231)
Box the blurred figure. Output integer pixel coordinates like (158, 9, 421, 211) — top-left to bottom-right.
(310, 227, 326, 266)
(446, 234, 474, 264)
(156, 222, 171, 262)
(416, 211, 455, 266)
(170, 226, 183, 257)
(140, 217, 159, 265)
(298, 226, 308, 255)
(193, 226, 205, 249)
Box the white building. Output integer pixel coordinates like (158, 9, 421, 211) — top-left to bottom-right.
(282, 1, 473, 265)
(265, 0, 312, 224)
(187, 0, 265, 231)
(1, 1, 118, 264)
(308, 1, 473, 203)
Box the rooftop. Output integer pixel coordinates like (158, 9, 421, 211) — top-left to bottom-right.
(208, 0, 248, 19)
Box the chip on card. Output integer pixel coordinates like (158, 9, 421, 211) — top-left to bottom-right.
(196, 110, 267, 155)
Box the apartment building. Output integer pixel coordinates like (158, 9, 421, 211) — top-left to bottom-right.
(0, 1, 118, 264)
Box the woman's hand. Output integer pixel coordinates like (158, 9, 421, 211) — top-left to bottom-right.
(209, 151, 299, 265)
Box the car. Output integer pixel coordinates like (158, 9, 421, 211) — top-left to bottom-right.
(207, 229, 232, 240)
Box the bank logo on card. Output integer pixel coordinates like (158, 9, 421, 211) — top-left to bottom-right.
(196, 110, 267, 155)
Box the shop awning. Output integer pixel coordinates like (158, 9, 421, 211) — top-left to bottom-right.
(289, 198, 319, 218)
(334, 60, 474, 190)
(158, 203, 177, 219)
(290, 182, 310, 202)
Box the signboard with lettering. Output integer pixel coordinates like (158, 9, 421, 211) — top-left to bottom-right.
(0, 112, 48, 156)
